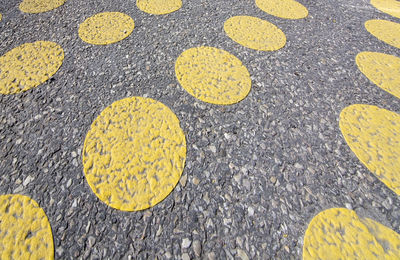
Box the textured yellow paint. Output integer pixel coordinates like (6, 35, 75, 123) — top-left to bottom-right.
(83, 97, 186, 211)
(136, 0, 182, 15)
(356, 52, 400, 99)
(371, 0, 400, 19)
(79, 12, 134, 45)
(255, 0, 308, 19)
(0, 14, 2, 21)
(365, 20, 400, 49)
(340, 104, 400, 195)
(303, 208, 400, 259)
(224, 16, 286, 51)
(19, 0, 66, 13)
(0, 194, 54, 260)
(175, 46, 251, 105)
(0, 41, 64, 95)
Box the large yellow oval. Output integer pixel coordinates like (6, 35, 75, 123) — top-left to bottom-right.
(340, 104, 400, 195)
(79, 12, 135, 45)
(365, 20, 400, 49)
(303, 208, 400, 259)
(137, 0, 182, 15)
(0, 194, 54, 259)
(255, 0, 308, 19)
(175, 46, 251, 105)
(356, 52, 400, 99)
(371, 0, 400, 19)
(19, 0, 66, 13)
(0, 41, 64, 95)
(224, 16, 286, 51)
(83, 97, 186, 211)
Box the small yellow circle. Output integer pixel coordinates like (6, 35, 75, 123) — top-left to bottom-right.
(224, 16, 286, 51)
(356, 52, 400, 99)
(0, 41, 64, 95)
(137, 0, 182, 15)
(365, 20, 400, 49)
(175, 46, 252, 105)
(340, 104, 400, 195)
(83, 97, 186, 211)
(78, 12, 135, 45)
(19, 0, 66, 14)
(303, 208, 400, 259)
(255, 0, 308, 19)
(0, 194, 54, 260)
(371, 0, 400, 19)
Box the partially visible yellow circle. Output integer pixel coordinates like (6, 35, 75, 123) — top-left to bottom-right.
(303, 208, 400, 259)
(83, 97, 187, 211)
(19, 0, 66, 13)
(0, 14, 2, 21)
(175, 46, 252, 105)
(356, 52, 400, 99)
(0, 41, 64, 95)
(224, 16, 286, 51)
(78, 12, 135, 45)
(371, 0, 400, 19)
(137, 0, 182, 15)
(255, 0, 308, 19)
(340, 104, 400, 195)
(0, 194, 54, 260)
(365, 20, 400, 49)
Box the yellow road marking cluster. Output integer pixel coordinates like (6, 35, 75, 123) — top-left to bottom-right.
(365, 20, 400, 49)
(303, 208, 400, 259)
(78, 12, 135, 45)
(356, 52, 400, 99)
(255, 0, 308, 19)
(340, 104, 400, 195)
(83, 97, 186, 211)
(371, 0, 400, 19)
(0, 41, 64, 95)
(0, 195, 54, 260)
(136, 0, 182, 15)
(224, 16, 286, 51)
(19, 0, 66, 14)
(175, 46, 251, 105)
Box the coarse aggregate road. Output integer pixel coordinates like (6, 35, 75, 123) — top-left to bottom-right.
(1, 0, 400, 259)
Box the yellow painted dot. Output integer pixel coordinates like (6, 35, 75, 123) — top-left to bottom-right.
(224, 16, 286, 51)
(175, 46, 251, 105)
(83, 97, 186, 211)
(365, 20, 400, 49)
(340, 104, 400, 195)
(255, 0, 308, 19)
(356, 52, 400, 99)
(19, 0, 66, 13)
(136, 0, 182, 15)
(78, 12, 134, 45)
(0, 14, 2, 21)
(0, 41, 64, 95)
(303, 208, 400, 259)
(371, 0, 400, 19)
(0, 194, 54, 260)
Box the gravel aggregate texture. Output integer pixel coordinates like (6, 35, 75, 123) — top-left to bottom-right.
(1, 0, 400, 258)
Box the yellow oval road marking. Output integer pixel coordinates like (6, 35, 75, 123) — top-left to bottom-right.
(224, 16, 286, 51)
(255, 0, 308, 19)
(175, 46, 251, 105)
(137, 0, 182, 15)
(303, 208, 400, 259)
(19, 0, 66, 13)
(365, 20, 400, 49)
(356, 52, 400, 99)
(371, 0, 400, 19)
(0, 194, 54, 260)
(340, 104, 400, 195)
(83, 97, 186, 211)
(0, 41, 64, 95)
(79, 12, 135, 45)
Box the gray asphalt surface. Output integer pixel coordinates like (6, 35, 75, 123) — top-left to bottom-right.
(1, 0, 400, 258)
